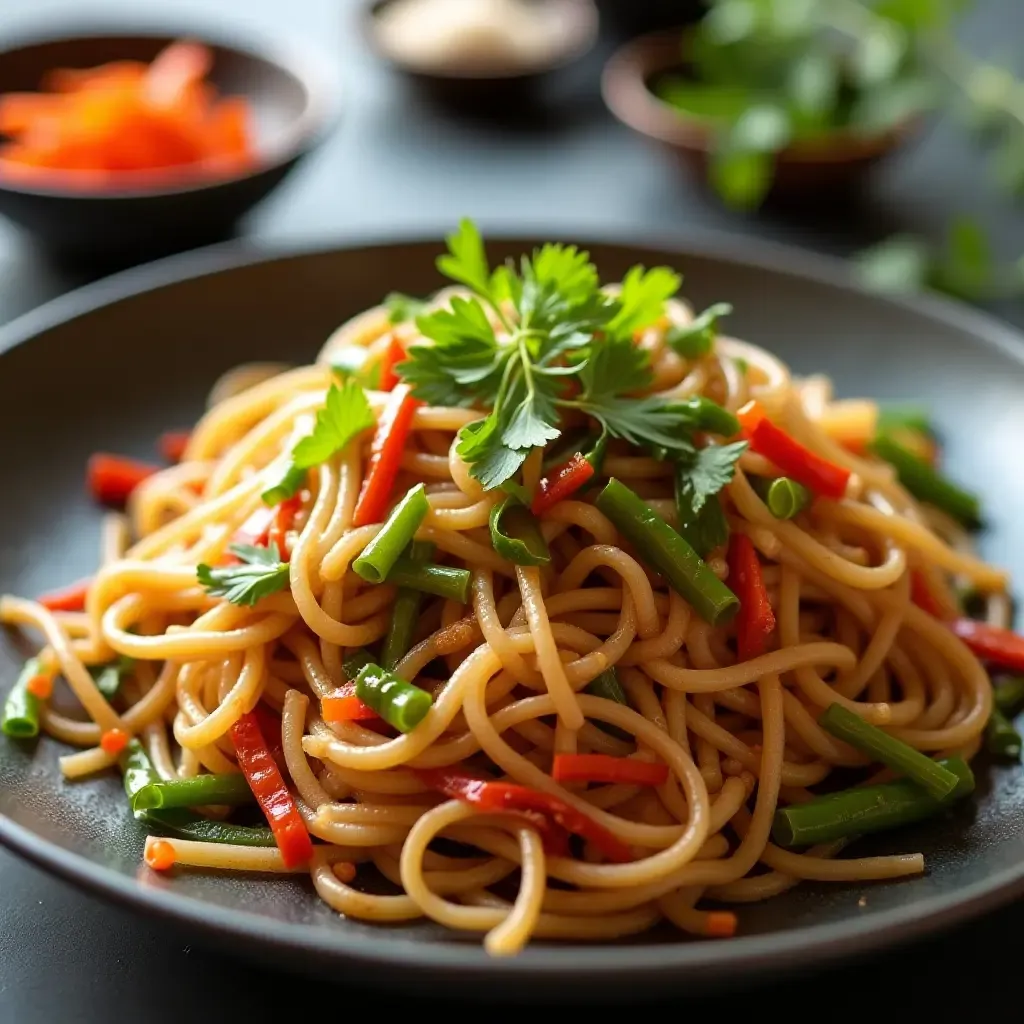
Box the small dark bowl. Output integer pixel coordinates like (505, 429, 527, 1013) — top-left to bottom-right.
(593, 0, 704, 38)
(0, 26, 340, 263)
(602, 29, 917, 204)
(363, 0, 599, 115)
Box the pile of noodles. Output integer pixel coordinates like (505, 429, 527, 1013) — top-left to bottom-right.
(0, 284, 1008, 956)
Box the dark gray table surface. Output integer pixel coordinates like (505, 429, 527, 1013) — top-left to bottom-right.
(3, 0, 1024, 1018)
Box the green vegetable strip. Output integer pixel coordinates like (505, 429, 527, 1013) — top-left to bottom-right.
(354, 663, 433, 733)
(385, 559, 471, 603)
(353, 483, 430, 584)
(986, 707, 1022, 761)
(490, 497, 550, 566)
(818, 703, 960, 801)
(584, 668, 632, 741)
(2, 658, 42, 739)
(869, 435, 980, 528)
(994, 676, 1024, 713)
(772, 756, 975, 847)
(343, 649, 376, 681)
(750, 476, 812, 520)
(878, 405, 934, 439)
(120, 739, 275, 847)
(595, 478, 739, 626)
(679, 396, 740, 437)
(131, 773, 256, 813)
(380, 541, 434, 670)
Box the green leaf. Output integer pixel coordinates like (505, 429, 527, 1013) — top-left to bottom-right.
(529, 243, 600, 307)
(933, 217, 994, 299)
(709, 147, 774, 209)
(704, 0, 759, 44)
(437, 218, 493, 300)
(854, 236, 931, 294)
(89, 656, 135, 701)
(992, 132, 1024, 196)
(291, 381, 375, 470)
(787, 51, 839, 121)
(729, 104, 791, 153)
(456, 418, 529, 490)
(502, 392, 561, 450)
(666, 303, 732, 359)
(849, 77, 938, 133)
(676, 491, 730, 558)
(675, 441, 748, 516)
(578, 333, 652, 400)
(489, 495, 550, 566)
(654, 78, 752, 122)
(853, 23, 907, 86)
(608, 265, 682, 339)
(384, 292, 427, 324)
(197, 544, 290, 606)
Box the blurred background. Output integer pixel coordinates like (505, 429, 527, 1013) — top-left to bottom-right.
(3, 0, 1024, 1018)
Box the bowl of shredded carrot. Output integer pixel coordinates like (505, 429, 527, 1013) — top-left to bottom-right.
(0, 29, 339, 260)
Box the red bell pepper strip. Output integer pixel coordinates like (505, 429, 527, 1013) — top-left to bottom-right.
(158, 430, 191, 463)
(910, 571, 945, 620)
(230, 711, 313, 868)
(532, 453, 595, 516)
(266, 496, 302, 561)
(738, 402, 851, 500)
(251, 702, 288, 774)
(378, 336, 406, 393)
(415, 766, 632, 862)
(728, 533, 776, 661)
(38, 577, 92, 612)
(551, 753, 668, 787)
(950, 620, 1024, 672)
(87, 453, 160, 505)
(321, 685, 378, 723)
(352, 383, 419, 527)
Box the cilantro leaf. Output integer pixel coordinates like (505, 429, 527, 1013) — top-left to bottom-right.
(197, 544, 290, 606)
(437, 219, 495, 301)
(456, 417, 529, 490)
(502, 390, 561, 450)
(583, 395, 700, 454)
(675, 441, 748, 516)
(609, 265, 682, 339)
(384, 292, 426, 324)
(578, 333, 653, 398)
(261, 381, 375, 504)
(666, 303, 732, 359)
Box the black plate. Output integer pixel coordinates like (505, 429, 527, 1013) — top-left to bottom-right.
(2, 232, 1024, 1001)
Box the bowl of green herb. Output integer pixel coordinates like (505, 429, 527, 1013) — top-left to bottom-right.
(601, 2, 938, 209)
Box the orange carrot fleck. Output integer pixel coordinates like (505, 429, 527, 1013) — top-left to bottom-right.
(332, 861, 357, 884)
(145, 839, 177, 872)
(100, 728, 129, 755)
(705, 911, 738, 938)
(25, 673, 53, 700)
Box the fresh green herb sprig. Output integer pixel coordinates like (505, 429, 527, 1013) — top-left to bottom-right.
(197, 544, 290, 606)
(397, 219, 739, 490)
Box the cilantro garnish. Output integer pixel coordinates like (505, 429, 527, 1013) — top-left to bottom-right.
(197, 544, 290, 606)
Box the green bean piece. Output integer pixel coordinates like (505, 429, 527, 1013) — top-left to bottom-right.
(819, 703, 960, 800)
(385, 558, 471, 603)
(381, 541, 434, 670)
(343, 648, 376, 681)
(595, 478, 739, 626)
(132, 773, 256, 813)
(353, 484, 430, 584)
(878, 405, 934, 439)
(89, 655, 135, 701)
(120, 740, 275, 847)
(584, 668, 632, 741)
(354, 663, 433, 733)
(490, 496, 550, 566)
(2, 658, 42, 739)
(994, 676, 1024, 714)
(772, 757, 975, 847)
(869, 435, 980, 528)
(676, 396, 740, 437)
(750, 476, 812, 520)
(665, 303, 732, 360)
(986, 707, 1022, 761)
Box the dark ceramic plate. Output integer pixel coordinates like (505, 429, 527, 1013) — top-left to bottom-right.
(2, 232, 1024, 1001)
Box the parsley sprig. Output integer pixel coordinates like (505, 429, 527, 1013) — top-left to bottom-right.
(397, 219, 725, 489)
(197, 544, 290, 606)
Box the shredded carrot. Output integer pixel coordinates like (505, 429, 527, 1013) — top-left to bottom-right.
(332, 861, 358, 883)
(25, 673, 53, 700)
(100, 728, 129, 755)
(0, 41, 256, 186)
(705, 911, 738, 938)
(145, 838, 177, 872)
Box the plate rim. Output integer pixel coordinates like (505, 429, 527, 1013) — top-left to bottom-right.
(4, 225, 1024, 991)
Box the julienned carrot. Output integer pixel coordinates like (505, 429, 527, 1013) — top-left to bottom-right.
(0, 41, 256, 184)
(950, 620, 1024, 673)
(738, 402, 851, 500)
(38, 577, 92, 612)
(88, 453, 160, 505)
(352, 384, 419, 527)
(159, 430, 191, 463)
(321, 686, 378, 723)
(551, 754, 668, 787)
(378, 337, 406, 393)
(728, 533, 776, 661)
